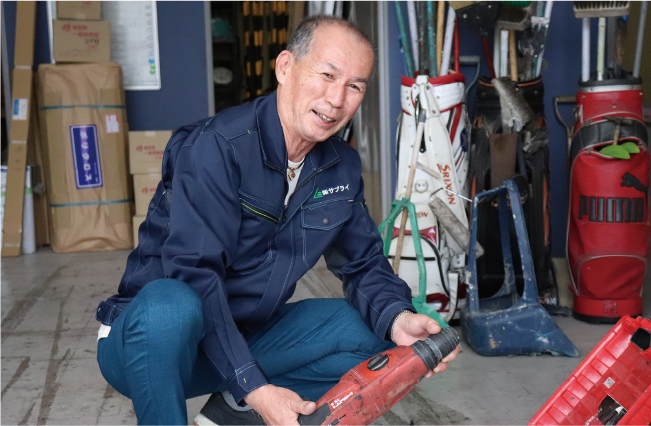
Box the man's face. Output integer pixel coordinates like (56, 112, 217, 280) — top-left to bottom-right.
(276, 25, 374, 144)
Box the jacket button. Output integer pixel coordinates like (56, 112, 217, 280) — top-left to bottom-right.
(323, 217, 330, 225)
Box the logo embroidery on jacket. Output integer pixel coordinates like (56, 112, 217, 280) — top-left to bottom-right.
(314, 185, 350, 198)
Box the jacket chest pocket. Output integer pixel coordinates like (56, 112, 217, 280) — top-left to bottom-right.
(301, 198, 353, 230)
(300, 198, 353, 267)
(239, 198, 280, 245)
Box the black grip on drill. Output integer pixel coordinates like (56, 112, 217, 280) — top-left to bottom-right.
(297, 403, 331, 426)
(411, 327, 460, 371)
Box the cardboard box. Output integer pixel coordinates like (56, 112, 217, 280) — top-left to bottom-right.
(2, 1, 37, 257)
(132, 215, 145, 248)
(26, 88, 51, 248)
(133, 173, 160, 216)
(52, 20, 111, 63)
(57, 1, 102, 20)
(128, 131, 172, 175)
(0, 166, 39, 251)
(4, 69, 34, 256)
(13, 2, 37, 67)
(37, 63, 132, 252)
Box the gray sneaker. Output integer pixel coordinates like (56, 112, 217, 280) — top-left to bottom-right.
(193, 392, 266, 426)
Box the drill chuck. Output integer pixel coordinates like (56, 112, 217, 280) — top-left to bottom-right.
(410, 327, 460, 371)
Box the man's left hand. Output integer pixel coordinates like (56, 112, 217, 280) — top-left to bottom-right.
(391, 312, 461, 378)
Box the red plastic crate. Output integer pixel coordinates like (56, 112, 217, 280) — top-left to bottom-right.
(530, 316, 651, 425)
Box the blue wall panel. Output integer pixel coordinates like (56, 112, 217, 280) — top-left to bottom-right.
(3, 1, 209, 131)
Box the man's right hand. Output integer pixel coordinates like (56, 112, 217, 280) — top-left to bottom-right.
(243, 384, 316, 425)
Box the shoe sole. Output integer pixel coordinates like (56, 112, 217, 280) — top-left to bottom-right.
(193, 413, 219, 426)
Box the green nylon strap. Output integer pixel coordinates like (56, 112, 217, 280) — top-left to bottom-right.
(50, 198, 131, 208)
(41, 104, 126, 110)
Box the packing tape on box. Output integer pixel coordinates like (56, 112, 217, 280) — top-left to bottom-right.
(40, 104, 126, 110)
(49, 198, 132, 208)
(0, 166, 37, 254)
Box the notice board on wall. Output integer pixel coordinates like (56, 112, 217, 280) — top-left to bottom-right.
(101, 1, 160, 90)
(47, 1, 161, 90)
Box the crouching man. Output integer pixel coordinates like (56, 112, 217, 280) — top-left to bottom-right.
(95, 15, 460, 426)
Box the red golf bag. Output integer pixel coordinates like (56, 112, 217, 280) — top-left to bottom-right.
(567, 75, 650, 323)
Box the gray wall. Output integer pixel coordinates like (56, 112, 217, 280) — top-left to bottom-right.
(350, 2, 384, 225)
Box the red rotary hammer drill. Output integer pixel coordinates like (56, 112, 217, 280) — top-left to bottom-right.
(298, 327, 460, 426)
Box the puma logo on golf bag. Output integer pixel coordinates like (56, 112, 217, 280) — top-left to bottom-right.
(578, 196, 645, 223)
(577, 173, 648, 223)
(621, 172, 648, 195)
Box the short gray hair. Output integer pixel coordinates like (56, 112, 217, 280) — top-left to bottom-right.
(287, 15, 373, 63)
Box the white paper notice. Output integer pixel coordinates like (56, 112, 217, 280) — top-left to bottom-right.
(102, 1, 161, 90)
(105, 115, 120, 134)
(13, 99, 28, 121)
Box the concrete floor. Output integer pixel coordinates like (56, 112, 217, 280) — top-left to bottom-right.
(1, 248, 649, 425)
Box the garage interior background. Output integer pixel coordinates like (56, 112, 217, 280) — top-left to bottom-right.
(2, 0, 651, 256)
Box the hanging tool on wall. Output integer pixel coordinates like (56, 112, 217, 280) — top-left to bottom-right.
(452, 1, 500, 79)
(518, 1, 553, 80)
(574, 0, 630, 81)
(496, 2, 531, 80)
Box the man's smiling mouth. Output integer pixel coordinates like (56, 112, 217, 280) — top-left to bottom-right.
(313, 110, 335, 123)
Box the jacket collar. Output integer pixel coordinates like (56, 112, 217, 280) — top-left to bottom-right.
(255, 91, 340, 176)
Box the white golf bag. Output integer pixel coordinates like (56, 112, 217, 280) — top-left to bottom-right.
(388, 73, 472, 321)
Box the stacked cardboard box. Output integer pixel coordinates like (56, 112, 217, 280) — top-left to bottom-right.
(53, 1, 111, 63)
(129, 131, 171, 248)
(37, 63, 132, 252)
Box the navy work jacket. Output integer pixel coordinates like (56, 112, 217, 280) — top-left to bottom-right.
(96, 92, 414, 404)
